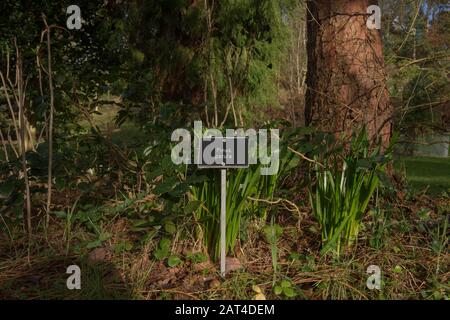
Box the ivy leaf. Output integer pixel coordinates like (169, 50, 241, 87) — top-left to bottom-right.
(154, 177, 178, 195)
(274, 286, 282, 295)
(168, 256, 182, 267)
(114, 241, 133, 253)
(283, 287, 296, 298)
(164, 221, 177, 234)
(154, 248, 169, 260)
(281, 280, 291, 288)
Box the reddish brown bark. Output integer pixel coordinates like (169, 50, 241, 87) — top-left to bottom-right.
(305, 0, 392, 148)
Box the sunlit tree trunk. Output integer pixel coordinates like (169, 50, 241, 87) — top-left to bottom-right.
(305, 0, 392, 148)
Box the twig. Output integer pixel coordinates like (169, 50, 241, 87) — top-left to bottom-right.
(247, 196, 304, 229)
(43, 15, 55, 231)
(14, 39, 32, 238)
(0, 129, 9, 162)
(0, 71, 20, 158)
(288, 146, 325, 168)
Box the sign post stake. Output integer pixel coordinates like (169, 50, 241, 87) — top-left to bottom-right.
(220, 168, 226, 277)
(198, 136, 248, 277)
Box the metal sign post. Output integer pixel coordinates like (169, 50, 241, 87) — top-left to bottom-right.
(198, 136, 249, 277)
(220, 168, 226, 277)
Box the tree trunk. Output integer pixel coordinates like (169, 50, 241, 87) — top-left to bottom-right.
(305, 0, 392, 148)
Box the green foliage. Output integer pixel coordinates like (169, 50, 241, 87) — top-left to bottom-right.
(381, 1, 450, 148)
(309, 129, 392, 257)
(368, 208, 391, 250)
(279, 281, 295, 297)
(115, 0, 295, 126)
(154, 238, 172, 261)
(186, 251, 208, 264)
(0, 0, 127, 146)
(273, 279, 298, 298)
(263, 218, 283, 275)
(167, 255, 182, 268)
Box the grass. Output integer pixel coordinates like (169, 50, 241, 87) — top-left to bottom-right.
(395, 156, 450, 194)
(1, 191, 448, 300)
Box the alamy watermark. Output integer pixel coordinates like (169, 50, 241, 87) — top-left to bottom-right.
(66, 5, 82, 30)
(66, 264, 81, 290)
(366, 265, 381, 290)
(367, 5, 381, 30)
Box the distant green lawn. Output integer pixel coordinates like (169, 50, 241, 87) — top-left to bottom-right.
(395, 156, 450, 194)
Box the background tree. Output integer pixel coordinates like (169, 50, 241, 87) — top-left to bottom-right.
(117, 0, 294, 129)
(380, 0, 449, 156)
(305, 0, 393, 148)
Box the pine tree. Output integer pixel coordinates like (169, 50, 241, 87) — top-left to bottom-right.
(305, 0, 392, 147)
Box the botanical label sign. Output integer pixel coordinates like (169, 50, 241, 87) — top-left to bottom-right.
(198, 136, 249, 169)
